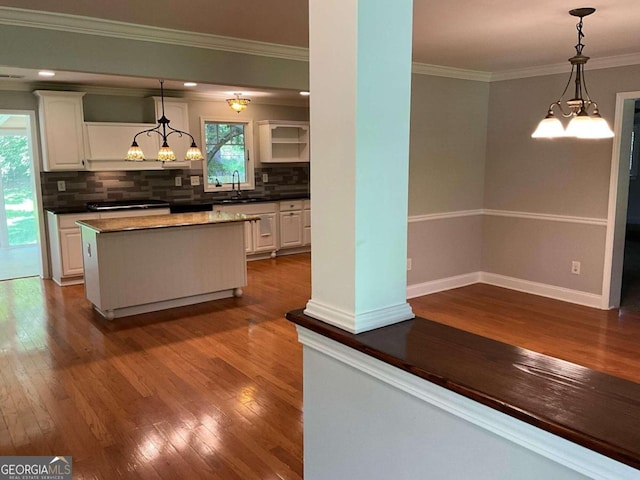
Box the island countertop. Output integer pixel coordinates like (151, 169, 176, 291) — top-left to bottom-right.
(76, 211, 258, 233)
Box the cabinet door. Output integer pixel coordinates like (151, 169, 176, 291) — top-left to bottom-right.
(154, 98, 191, 161)
(244, 222, 254, 254)
(36, 91, 86, 171)
(254, 214, 277, 252)
(279, 211, 303, 248)
(303, 226, 311, 246)
(60, 228, 85, 276)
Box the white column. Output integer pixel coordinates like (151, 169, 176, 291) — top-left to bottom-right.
(305, 0, 414, 333)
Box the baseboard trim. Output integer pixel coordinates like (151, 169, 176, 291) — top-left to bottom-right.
(479, 272, 603, 309)
(407, 272, 604, 309)
(304, 299, 414, 334)
(407, 272, 481, 299)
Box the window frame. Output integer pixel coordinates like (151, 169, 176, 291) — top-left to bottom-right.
(200, 117, 255, 193)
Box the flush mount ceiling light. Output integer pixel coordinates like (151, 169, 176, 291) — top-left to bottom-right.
(532, 7, 614, 140)
(38, 70, 55, 77)
(126, 80, 203, 162)
(226, 93, 251, 113)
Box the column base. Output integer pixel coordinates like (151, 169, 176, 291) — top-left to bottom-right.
(304, 299, 414, 333)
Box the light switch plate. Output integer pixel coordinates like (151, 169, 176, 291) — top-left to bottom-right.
(174, 176, 182, 187)
(262, 173, 269, 183)
(190, 176, 200, 186)
(57, 180, 66, 192)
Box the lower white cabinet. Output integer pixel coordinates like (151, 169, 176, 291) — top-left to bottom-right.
(47, 208, 169, 285)
(279, 200, 303, 248)
(216, 203, 278, 257)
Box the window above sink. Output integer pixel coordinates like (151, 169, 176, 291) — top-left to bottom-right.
(201, 118, 255, 193)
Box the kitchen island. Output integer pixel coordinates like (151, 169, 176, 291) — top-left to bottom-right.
(77, 211, 257, 320)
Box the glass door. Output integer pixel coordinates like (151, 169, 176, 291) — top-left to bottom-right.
(0, 113, 40, 281)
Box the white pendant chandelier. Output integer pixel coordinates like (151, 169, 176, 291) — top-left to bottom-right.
(532, 8, 614, 140)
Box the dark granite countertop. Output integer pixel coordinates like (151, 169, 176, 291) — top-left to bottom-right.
(45, 194, 311, 215)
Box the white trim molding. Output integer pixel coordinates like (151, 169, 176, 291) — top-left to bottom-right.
(408, 209, 606, 226)
(479, 272, 603, 309)
(406, 272, 603, 309)
(408, 209, 483, 223)
(5, 7, 637, 83)
(304, 299, 414, 334)
(0, 6, 309, 62)
(407, 272, 481, 299)
(297, 327, 639, 480)
(411, 62, 491, 82)
(483, 209, 607, 226)
(492, 52, 640, 82)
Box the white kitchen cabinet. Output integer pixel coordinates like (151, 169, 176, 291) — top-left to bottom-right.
(47, 209, 169, 285)
(153, 98, 192, 162)
(279, 200, 303, 248)
(258, 120, 309, 163)
(303, 199, 311, 246)
(216, 203, 278, 258)
(84, 122, 159, 161)
(35, 91, 86, 171)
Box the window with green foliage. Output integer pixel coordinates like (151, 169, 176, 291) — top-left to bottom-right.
(201, 119, 254, 192)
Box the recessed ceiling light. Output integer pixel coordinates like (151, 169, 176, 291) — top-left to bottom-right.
(184, 82, 197, 87)
(299, 91, 310, 96)
(38, 70, 56, 77)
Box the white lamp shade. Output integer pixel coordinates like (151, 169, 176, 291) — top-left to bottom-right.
(566, 114, 614, 139)
(532, 116, 566, 138)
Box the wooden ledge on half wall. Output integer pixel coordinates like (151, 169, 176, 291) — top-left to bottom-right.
(285, 309, 640, 471)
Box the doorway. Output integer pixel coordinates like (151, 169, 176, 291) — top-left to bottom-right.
(0, 112, 42, 281)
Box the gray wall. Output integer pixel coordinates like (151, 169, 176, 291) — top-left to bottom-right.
(408, 74, 489, 216)
(483, 64, 640, 295)
(0, 24, 308, 90)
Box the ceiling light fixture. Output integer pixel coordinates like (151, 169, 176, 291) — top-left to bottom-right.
(299, 91, 310, 96)
(38, 70, 55, 77)
(126, 80, 203, 162)
(226, 93, 250, 113)
(184, 82, 197, 87)
(532, 7, 614, 140)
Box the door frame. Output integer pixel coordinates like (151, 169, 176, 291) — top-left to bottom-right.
(0, 109, 49, 278)
(602, 91, 640, 308)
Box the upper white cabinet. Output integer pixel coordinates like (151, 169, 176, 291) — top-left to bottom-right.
(85, 122, 160, 161)
(35, 91, 86, 171)
(154, 98, 192, 162)
(258, 120, 309, 163)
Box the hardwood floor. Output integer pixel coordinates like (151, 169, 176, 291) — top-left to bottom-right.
(2, 252, 640, 478)
(0, 254, 310, 479)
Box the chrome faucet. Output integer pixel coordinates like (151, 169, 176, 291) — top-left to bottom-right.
(231, 170, 242, 197)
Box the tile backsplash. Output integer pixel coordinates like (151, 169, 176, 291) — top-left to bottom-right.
(41, 165, 310, 209)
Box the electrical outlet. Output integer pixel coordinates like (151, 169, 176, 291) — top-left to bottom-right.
(262, 173, 269, 183)
(190, 176, 200, 186)
(571, 261, 581, 275)
(174, 176, 182, 187)
(57, 180, 66, 192)
(407, 258, 412, 271)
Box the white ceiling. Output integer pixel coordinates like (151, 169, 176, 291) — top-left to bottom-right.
(0, 0, 639, 95)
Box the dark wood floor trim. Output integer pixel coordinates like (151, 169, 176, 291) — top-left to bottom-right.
(286, 309, 640, 470)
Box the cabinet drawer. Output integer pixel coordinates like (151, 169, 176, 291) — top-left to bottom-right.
(279, 200, 303, 212)
(58, 212, 99, 229)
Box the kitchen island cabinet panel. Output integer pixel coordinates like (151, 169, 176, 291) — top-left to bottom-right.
(79, 215, 249, 319)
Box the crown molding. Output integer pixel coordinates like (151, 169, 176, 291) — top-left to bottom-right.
(491, 52, 640, 82)
(411, 63, 492, 82)
(2, 7, 639, 84)
(0, 6, 309, 62)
